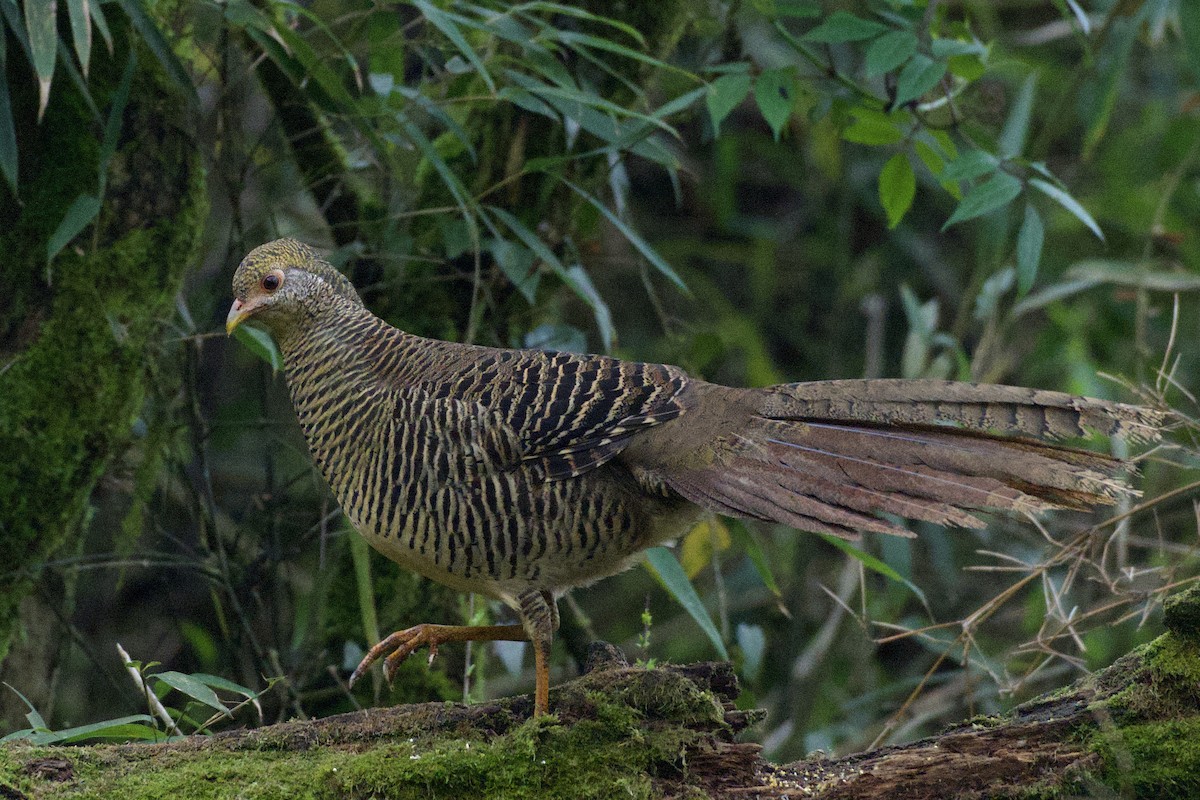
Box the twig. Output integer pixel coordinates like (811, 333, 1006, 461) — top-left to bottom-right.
(116, 643, 183, 737)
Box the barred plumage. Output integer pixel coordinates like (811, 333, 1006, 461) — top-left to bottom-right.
(227, 238, 1166, 715)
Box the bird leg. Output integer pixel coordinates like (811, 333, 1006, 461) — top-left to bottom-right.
(518, 590, 557, 717)
(348, 623, 528, 689)
(347, 590, 559, 717)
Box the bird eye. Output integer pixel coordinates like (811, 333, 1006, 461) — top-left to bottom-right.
(261, 270, 283, 292)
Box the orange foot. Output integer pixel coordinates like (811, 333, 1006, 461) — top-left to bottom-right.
(348, 623, 528, 688)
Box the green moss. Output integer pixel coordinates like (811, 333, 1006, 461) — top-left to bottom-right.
(1091, 718, 1200, 799)
(0, 666, 731, 799)
(0, 23, 207, 660)
(1093, 634, 1200, 723)
(1163, 584, 1200, 642)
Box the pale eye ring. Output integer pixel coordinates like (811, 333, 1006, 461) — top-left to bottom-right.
(261, 270, 283, 292)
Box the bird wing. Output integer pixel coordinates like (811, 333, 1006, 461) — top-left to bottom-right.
(403, 348, 691, 482)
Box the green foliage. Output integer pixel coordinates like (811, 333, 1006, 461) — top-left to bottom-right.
(3, 657, 274, 744)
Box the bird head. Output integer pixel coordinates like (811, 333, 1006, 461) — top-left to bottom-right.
(226, 238, 364, 338)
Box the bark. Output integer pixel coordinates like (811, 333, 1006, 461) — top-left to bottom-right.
(2, 586, 1199, 799)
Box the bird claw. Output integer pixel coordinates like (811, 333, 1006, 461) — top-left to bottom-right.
(347, 624, 444, 689)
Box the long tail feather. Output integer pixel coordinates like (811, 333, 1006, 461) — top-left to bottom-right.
(662, 380, 1164, 538)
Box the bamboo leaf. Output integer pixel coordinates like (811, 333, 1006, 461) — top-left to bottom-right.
(999, 73, 1037, 158)
(152, 672, 230, 716)
(559, 177, 688, 292)
(1029, 177, 1104, 241)
(349, 531, 381, 651)
(46, 194, 101, 263)
(644, 547, 729, 660)
(818, 534, 928, 608)
(187, 674, 260, 699)
(412, 0, 495, 92)
(97, 46, 135, 190)
(24, 0, 56, 119)
(114, 0, 197, 104)
(65, 0, 90, 75)
(1016, 203, 1044, 297)
(232, 324, 283, 372)
(509, 2, 645, 45)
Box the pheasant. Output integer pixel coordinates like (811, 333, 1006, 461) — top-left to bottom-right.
(226, 237, 1163, 716)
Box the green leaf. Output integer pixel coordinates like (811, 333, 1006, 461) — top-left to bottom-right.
(943, 171, 1022, 229)
(90, 0, 111, 53)
(879, 153, 915, 229)
(98, 47, 136, 190)
(66, 0, 91, 75)
(24, 0, 56, 119)
(19, 715, 161, 745)
(706, 72, 751, 133)
(1029, 177, 1104, 241)
(114, 0, 197, 104)
(412, 0, 495, 92)
(818, 534, 928, 607)
(186, 673, 261, 699)
(865, 29, 917, 77)
(736, 623, 766, 681)
(559, 177, 688, 293)
(893, 53, 946, 107)
(930, 37, 985, 58)
(524, 323, 586, 354)
(564, 265, 615, 352)
(511, 2, 645, 46)
(754, 67, 794, 140)
(643, 547, 728, 660)
(46, 194, 101, 263)
(397, 86, 477, 162)
(728, 519, 781, 598)
(913, 140, 944, 176)
(152, 671, 229, 716)
(59, 721, 165, 744)
(490, 238, 539, 303)
(803, 10, 887, 43)
(1016, 203, 1044, 297)
(842, 107, 905, 146)
(946, 53, 985, 81)
(940, 149, 998, 182)
(232, 324, 283, 372)
(998, 74, 1037, 158)
(349, 531, 381, 652)
(973, 267, 1014, 322)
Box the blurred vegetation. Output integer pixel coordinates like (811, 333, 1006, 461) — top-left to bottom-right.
(0, 0, 1198, 768)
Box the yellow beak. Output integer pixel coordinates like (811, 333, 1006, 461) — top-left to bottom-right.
(226, 298, 250, 335)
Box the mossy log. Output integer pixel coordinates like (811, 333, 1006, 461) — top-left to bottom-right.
(3, 587, 1200, 799)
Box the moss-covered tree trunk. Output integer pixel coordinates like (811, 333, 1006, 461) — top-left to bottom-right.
(0, 19, 207, 719)
(2, 588, 1199, 798)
